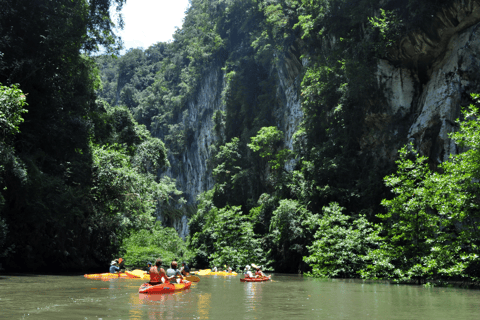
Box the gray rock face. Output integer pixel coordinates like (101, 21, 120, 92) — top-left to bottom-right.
(274, 45, 304, 170)
(388, 0, 480, 66)
(381, 0, 480, 164)
(161, 66, 225, 239)
(163, 49, 304, 238)
(376, 59, 415, 119)
(164, 67, 224, 205)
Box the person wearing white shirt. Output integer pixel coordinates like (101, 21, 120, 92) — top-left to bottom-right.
(244, 265, 253, 278)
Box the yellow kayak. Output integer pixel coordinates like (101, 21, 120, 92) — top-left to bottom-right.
(126, 269, 150, 280)
(196, 269, 211, 276)
(84, 272, 132, 280)
(126, 269, 200, 282)
(197, 269, 238, 276)
(210, 271, 238, 276)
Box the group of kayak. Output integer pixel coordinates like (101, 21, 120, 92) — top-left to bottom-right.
(85, 260, 271, 294)
(85, 258, 198, 294)
(194, 263, 271, 282)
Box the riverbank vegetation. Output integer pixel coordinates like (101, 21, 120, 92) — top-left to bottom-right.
(2, 0, 479, 285)
(0, 0, 189, 272)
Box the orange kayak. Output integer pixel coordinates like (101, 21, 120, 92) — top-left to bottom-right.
(138, 280, 192, 294)
(240, 276, 271, 282)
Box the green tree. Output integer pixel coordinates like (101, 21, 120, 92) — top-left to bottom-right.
(120, 222, 193, 269)
(188, 190, 268, 270)
(212, 137, 253, 208)
(0, 0, 190, 271)
(248, 126, 292, 171)
(269, 199, 312, 272)
(209, 205, 268, 271)
(0, 83, 27, 258)
(0, 84, 28, 139)
(362, 95, 480, 283)
(304, 202, 380, 278)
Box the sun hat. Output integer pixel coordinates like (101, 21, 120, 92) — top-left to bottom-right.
(251, 263, 260, 269)
(111, 260, 117, 265)
(245, 265, 251, 270)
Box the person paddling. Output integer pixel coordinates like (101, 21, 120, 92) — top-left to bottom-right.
(149, 258, 167, 285)
(109, 260, 120, 274)
(180, 261, 190, 276)
(118, 257, 125, 271)
(252, 264, 266, 278)
(166, 261, 183, 283)
(244, 265, 253, 278)
(145, 261, 152, 273)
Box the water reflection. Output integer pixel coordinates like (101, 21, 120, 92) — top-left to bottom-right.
(243, 281, 265, 313)
(138, 291, 187, 304)
(197, 293, 211, 319)
(129, 293, 143, 319)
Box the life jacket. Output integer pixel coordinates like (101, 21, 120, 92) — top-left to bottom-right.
(255, 270, 262, 277)
(149, 266, 166, 284)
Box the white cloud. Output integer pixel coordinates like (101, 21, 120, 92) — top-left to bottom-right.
(114, 0, 190, 51)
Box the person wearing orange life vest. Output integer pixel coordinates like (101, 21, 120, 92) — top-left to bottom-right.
(149, 258, 167, 285)
(252, 264, 266, 278)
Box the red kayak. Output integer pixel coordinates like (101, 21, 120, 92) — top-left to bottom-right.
(138, 280, 192, 294)
(240, 276, 271, 282)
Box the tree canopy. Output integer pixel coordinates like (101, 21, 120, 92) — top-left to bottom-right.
(0, 0, 188, 271)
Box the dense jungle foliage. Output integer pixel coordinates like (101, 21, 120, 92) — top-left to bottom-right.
(2, 0, 478, 286)
(95, 0, 479, 285)
(0, 0, 190, 272)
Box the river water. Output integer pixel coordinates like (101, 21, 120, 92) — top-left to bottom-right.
(1, 273, 480, 319)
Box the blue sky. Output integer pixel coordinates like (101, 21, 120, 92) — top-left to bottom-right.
(114, 0, 190, 51)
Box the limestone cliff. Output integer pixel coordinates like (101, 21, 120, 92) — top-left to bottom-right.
(164, 48, 304, 238)
(373, 0, 480, 166)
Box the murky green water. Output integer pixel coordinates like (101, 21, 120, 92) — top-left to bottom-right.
(1, 273, 480, 319)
